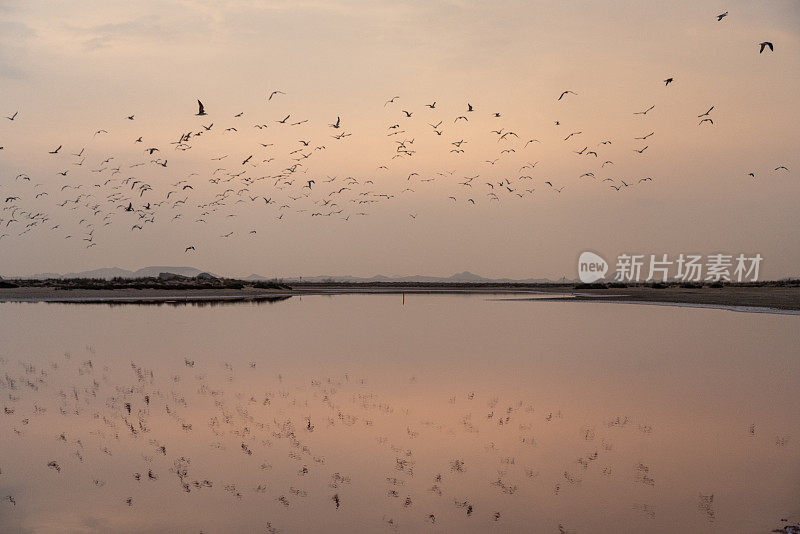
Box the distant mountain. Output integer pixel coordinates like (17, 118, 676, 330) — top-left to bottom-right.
(243, 273, 271, 281)
(18, 267, 557, 283)
(448, 271, 487, 282)
(131, 266, 212, 278)
(26, 266, 215, 280)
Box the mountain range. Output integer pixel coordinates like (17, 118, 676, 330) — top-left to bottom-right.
(16, 267, 562, 283)
(25, 266, 213, 280)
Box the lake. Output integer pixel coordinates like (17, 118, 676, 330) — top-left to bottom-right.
(0, 295, 797, 533)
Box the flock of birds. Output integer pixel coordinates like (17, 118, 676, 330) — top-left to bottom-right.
(0, 11, 790, 257)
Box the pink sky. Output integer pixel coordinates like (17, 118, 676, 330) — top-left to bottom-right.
(0, 1, 798, 279)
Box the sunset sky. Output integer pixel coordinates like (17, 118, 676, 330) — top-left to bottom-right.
(1, 1, 798, 279)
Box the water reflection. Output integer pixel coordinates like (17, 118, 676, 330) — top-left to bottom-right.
(44, 295, 293, 308)
(0, 296, 797, 533)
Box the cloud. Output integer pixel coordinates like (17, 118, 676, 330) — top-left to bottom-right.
(0, 21, 36, 78)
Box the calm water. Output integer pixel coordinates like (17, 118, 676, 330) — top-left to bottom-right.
(0, 295, 798, 533)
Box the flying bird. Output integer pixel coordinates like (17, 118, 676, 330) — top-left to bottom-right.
(758, 41, 773, 53)
(196, 100, 207, 116)
(698, 106, 714, 117)
(717, 11, 728, 21)
(558, 90, 577, 101)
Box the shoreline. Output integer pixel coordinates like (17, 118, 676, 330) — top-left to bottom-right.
(1, 285, 799, 313)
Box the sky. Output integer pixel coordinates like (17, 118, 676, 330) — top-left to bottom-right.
(0, 0, 798, 279)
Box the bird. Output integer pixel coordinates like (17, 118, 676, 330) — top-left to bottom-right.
(634, 105, 655, 115)
(699, 118, 713, 125)
(758, 41, 773, 53)
(6, 111, 18, 121)
(268, 90, 285, 100)
(49, 145, 62, 154)
(664, 77, 674, 86)
(717, 11, 728, 21)
(126, 114, 134, 120)
(775, 165, 789, 171)
(196, 100, 207, 116)
(558, 90, 577, 101)
(425, 102, 436, 109)
(329, 116, 341, 128)
(698, 106, 714, 117)
(185, 246, 195, 252)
